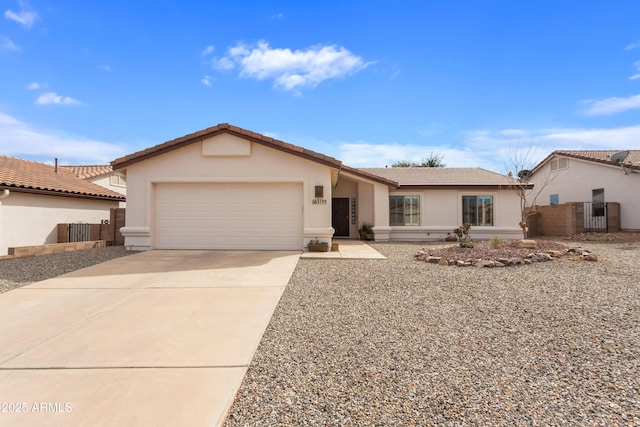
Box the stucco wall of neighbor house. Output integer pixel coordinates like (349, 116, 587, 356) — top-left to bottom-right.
(530, 157, 640, 230)
(89, 175, 127, 207)
(0, 192, 117, 256)
(386, 188, 523, 241)
(120, 133, 334, 250)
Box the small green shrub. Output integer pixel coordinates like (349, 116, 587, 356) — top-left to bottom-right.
(453, 223, 474, 248)
(307, 238, 328, 247)
(489, 235, 504, 249)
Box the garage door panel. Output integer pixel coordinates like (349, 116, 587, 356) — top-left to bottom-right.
(154, 183, 303, 250)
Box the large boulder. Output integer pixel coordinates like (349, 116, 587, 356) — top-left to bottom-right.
(514, 239, 538, 249)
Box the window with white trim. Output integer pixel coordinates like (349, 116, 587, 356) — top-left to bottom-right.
(462, 195, 493, 226)
(110, 172, 126, 187)
(550, 158, 568, 172)
(389, 196, 420, 226)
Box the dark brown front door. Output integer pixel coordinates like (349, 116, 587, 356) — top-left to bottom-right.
(332, 198, 350, 237)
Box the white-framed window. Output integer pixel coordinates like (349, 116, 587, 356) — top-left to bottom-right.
(550, 194, 559, 205)
(389, 196, 420, 226)
(550, 158, 568, 172)
(462, 195, 493, 226)
(110, 172, 126, 187)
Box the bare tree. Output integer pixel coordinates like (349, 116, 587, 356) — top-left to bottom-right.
(504, 142, 555, 239)
(392, 152, 445, 168)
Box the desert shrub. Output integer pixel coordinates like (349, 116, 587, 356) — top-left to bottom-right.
(490, 235, 504, 249)
(453, 223, 474, 248)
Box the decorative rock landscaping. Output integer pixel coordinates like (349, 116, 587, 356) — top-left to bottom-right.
(415, 241, 598, 267)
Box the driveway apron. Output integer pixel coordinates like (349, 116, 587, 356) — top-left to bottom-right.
(0, 250, 300, 426)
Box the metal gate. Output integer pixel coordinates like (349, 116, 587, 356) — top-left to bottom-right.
(583, 202, 608, 232)
(68, 223, 91, 242)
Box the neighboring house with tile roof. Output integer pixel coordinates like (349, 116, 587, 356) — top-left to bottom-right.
(60, 165, 127, 202)
(0, 156, 126, 255)
(529, 150, 640, 230)
(112, 123, 523, 251)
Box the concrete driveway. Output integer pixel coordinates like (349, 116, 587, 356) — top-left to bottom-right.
(0, 250, 300, 426)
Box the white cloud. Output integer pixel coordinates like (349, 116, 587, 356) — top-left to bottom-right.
(0, 35, 20, 51)
(335, 124, 640, 173)
(101, 64, 113, 72)
(624, 40, 640, 50)
(36, 92, 83, 106)
(26, 81, 39, 90)
(201, 75, 212, 86)
(0, 112, 128, 164)
(582, 93, 640, 116)
(212, 40, 369, 92)
(630, 60, 640, 80)
(4, 1, 38, 28)
(201, 45, 214, 56)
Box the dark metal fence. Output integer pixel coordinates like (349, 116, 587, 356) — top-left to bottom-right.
(583, 202, 608, 232)
(68, 223, 91, 242)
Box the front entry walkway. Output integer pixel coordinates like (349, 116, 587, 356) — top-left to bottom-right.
(0, 250, 300, 426)
(301, 240, 386, 259)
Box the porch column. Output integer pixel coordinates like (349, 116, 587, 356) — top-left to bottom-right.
(372, 183, 391, 241)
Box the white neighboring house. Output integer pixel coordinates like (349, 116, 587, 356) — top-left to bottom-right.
(60, 165, 126, 207)
(111, 123, 523, 251)
(529, 150, 640, 231)
(0, 156, 126, 255)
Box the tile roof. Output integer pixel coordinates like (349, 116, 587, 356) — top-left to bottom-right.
(111, 123, 398, 187)
(59, 165, 114, 179)
(361, 167, 517, 188)
(0, 156, 126, 200)
(534, 150, 640, 173)
(112, 123, 343, 170)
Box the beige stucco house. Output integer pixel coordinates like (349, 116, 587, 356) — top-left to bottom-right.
(529, 150, 640, 231)
(61, 165, 127, 206)
(112, 123, 523, 251)
(0, 156, 126, 255)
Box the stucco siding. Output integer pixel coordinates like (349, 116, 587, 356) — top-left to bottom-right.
(386, 188, 522, 241)
(0, 192, 118, 255)
(121, 136, 333, 250)
(530, 157, 640, 230)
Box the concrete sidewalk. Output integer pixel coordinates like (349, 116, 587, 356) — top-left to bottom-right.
(0, 250, 300, 426)
(300, 239, 386, 259)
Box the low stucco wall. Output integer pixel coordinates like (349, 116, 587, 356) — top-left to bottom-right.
(0, 192, 118, 256)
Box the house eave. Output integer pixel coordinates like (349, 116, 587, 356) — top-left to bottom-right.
(395, 184, 532, 190)
(112, 123, 343, 171)
(0, 185, 125, 201)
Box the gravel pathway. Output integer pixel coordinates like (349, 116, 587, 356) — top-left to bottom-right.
(225, 241, 640, 426)
(0, 246, 136, 293)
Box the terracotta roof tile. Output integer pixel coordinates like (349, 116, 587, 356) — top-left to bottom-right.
(112, 123, 344, 170)
(0, 156, 125, 200)
(59, 165, 113, 179)
(361, 167, 515, 188)
(533, 150, 640, 173)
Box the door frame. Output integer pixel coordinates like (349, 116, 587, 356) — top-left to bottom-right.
(331, 197, 350, 237)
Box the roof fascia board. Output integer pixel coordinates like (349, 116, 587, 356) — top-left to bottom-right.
(396, 184, 533, 190)
(112, 126, 343, 171)
(0, 185, 125, 201)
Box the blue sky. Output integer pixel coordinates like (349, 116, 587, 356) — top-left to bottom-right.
(1, 0, 640, 173)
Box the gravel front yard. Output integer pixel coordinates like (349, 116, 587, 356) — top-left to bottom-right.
(225, 241, 640, 426)
(1, 241, 638, 425)
(0, 246, 136, 293)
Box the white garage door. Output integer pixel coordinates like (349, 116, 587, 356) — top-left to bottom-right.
(155, 182, 303, 250)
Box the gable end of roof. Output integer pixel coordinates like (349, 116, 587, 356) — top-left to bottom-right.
(111, 123, 343, 170)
